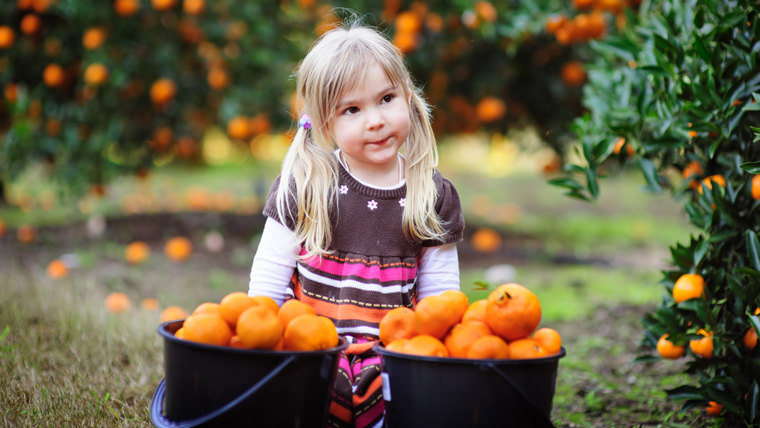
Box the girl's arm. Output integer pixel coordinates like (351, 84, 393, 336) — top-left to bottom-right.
(416, 243, 461, 299)
(248, 217, 300, 306)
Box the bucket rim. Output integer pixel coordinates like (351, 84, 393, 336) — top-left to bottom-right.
(158, 319, 349, 356)
(373, 342, 566, 365)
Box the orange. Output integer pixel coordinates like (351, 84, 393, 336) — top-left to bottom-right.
(752, 175, 760, 200)
(150, 78, 177, 107)
(207, 67, 229, 90)
(467, 335, 510, 359)
(444, 321, 492, 358)
(248, 114, 271, 136)
(698, 174, 726, 194)
(219, 291, 256, 328)
(4, 83, 17, 103)
(656, 334, 685, 359)
(84, 63, 109, 86)
(392, 30, 417, 54)
(192, 302, 220, 316)
(475, 97, 506, 123)
(545, 15, 567, 34)
(612, 137, 634, 155)
(743, 327, 757, 350)
(0, 219, 5, 237)
(125, 241, 150, 264)
(672, 273, 704, 303)
(82, 27, 107, 50)
(151, 0, 176, 10)
(114, 0, 140, 16)
(278, 299, 317, 328)
(395, 11, 422, 34)
(532, 327, 562, 355)
(43, 63, 66, 88)
(379, 307, 417, 346)
(705, 401, 723, 416)
(182, 313, 233, 346)
(403, 334, 449, 358)
(385, 338, 410, 353)
(141, 297, 160, 311)
(164, 236, 192, 261)
(681, 161, 703, 189)
(573, 0, 594, 8)
(183, 0, 205, 15)
(485, 283, 542, 341)
(46, 259, 68, 279)
(105, 292, 132, 314)
(20, 14, 41, 35)
(283, 314, 339, 351)
(236, 306, 284, 349)
(474, 1, 497, 23)
(441, 289, 469, 321)
(150, 126, 173, 151)
(174, 327, 186, 339)
(508, 338, 547, 359)
(160, 306, 189, 322)
(470, 227, 502, 253)
(0, 26, 15, 49)
(689, 329, 714, 359)
(414, 294, 461, 340)
(560, 61, 586, 87)
(229, 335, 245, 348)
(462, 299, 489, 324)
(250, 295, 280, 314)
(227, 116, 251, 140)
(175, 137, 198, 158)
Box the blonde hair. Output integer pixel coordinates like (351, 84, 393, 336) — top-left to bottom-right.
(277, 21, 446, 259)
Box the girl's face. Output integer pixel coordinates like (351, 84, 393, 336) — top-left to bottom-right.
(329, 64, 410, 176)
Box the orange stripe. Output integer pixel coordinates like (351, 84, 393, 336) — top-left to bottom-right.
(353, 376, 383, 406)
(346, 341, 377, 355)
(328, 401, 353, 423)
(293, 280, 390, 323)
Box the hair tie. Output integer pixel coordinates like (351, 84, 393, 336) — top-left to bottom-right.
(298, 114, 311, 130)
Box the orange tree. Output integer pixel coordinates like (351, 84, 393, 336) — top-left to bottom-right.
(1, 0, 635, 204)
(0, 0, 306, 199)
(551, 0, 760, 423)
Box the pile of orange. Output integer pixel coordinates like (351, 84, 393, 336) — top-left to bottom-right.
(379, 283, 562, 360)
(173, 292, 339, 352)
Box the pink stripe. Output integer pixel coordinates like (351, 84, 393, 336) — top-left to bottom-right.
(354, 398, 385, 428)
(302, 256, 416, 282)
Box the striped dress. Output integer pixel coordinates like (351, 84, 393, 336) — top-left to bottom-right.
(263, 164, 464, 428)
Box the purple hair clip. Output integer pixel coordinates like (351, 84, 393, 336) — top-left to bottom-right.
(298, 114, 311, 130)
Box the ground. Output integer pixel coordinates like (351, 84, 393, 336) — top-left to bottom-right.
(0, 212, 728, 427)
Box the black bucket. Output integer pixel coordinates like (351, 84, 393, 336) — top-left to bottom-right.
(151, 320, 348, 428)
(374, 344, 565, 428)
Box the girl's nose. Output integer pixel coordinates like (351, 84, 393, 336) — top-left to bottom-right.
(365, 108, 384, 130)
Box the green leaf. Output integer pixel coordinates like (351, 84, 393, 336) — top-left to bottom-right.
(666, 385, 704, 401)
(585, 167, 599, 200)
(693, 32, 712, 62)
(741, 161, 760, 174)
(693, 239, 709, 266)
(633, 355, 661, 364)
(748, 230, 760, 271)
(747, 381, 759, 422)
(548, 177, 585, 191)
(638, 158, 662, 192)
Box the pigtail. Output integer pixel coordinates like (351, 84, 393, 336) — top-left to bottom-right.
(276, 117, 338, 260)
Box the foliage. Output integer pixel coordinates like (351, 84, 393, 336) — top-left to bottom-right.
(552, 0, 760, 423)
(0, 0, 636, 201)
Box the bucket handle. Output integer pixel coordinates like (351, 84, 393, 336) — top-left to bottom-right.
(150, 355, 297, 428)
(485, 362, 555, 428)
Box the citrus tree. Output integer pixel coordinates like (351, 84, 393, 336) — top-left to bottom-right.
(551, 0, 760, 423)
(1, 0, 634, 204)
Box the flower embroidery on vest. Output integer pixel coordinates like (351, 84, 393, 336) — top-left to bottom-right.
(367, 200, 378, 210)
(398, 198, 406, 207)
(339, 184, 348, 194)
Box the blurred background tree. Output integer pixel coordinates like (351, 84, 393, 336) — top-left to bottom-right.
(0, 0, 638, 203)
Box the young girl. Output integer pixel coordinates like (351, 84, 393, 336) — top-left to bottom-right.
(249, 22, 464, 428)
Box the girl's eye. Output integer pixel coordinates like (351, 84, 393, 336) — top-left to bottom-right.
(344, 106, 359, 115)
(382, 94, 394, 103)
